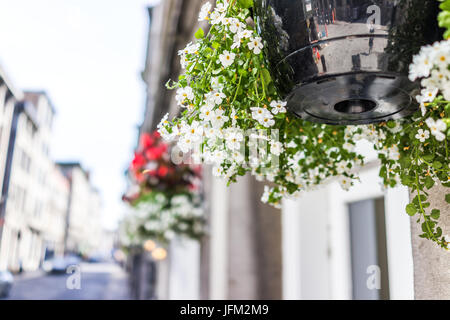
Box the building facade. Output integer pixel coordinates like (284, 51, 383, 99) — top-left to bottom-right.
(0, 65, 107, 273)
(58, 163, 103, 257)
(0, 90, 60, 272)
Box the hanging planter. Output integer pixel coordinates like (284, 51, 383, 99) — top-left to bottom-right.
(253, 0, 442, 125)
(121, 131, 205, 245)
(159, 0, 450, 249)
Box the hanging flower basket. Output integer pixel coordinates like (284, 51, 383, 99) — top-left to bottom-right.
(253, 0, 442, 124)
(159, 0, 450, 250)
(121, 131, 205, 245)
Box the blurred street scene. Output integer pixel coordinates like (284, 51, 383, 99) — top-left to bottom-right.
(4, 261, 129, 300)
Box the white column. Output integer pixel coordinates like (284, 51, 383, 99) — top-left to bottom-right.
(209, 178, 229, 300)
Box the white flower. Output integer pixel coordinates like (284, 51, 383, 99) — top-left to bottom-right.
(225, 130, 244, 150)
(248, 36, 263, 54)
(212, 165, 224, 177)
(157, 113, 169, 130)
(229, 18, 243, 33)
(343, 142, 355, 152)
(425, 118, 447, 141)
(250, 107, 266, 122)
(178, 42, 199, 56)
(260, 113, 275, 127)
(231, 34, 242, 49)
(251, 107, 275, 126)
(420, 88, 438, 103)
(215, 1, 228, 13)
(270, 100, 287, 114)
(409, 49, 433, 81)
(238, 29, 252, 39)
(198, 2, 212, 21)
(204, 126, 221, 140)
(261, 186, 271, 203)
(415, 129, 430, 143)
(434, 47, 449, 69)
(430, 69, 448, 84)
(180, 55, 189, 69)
(210, 11, 225, 25)
(338, 176, 352, 191)
(211, 108, 229, 128)
(181, 120, 203, 142)
(160, 123, 179, 142)
(219, 50, 235, 68)
(199, 104, 215, 122)
(336, 160, 349, 174)
(443, 86, 450, 101)
(387, 145, 400, 161)
(175, 86, 194, 106)
(420, 103, 427, 117)
(270, 140, 283, 156)
(207, 90, 226, 105)
(231, 150, 245, 163)
(178, 135, 194, 153)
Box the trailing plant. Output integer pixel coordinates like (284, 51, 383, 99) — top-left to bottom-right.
(159, 0, 450, 249)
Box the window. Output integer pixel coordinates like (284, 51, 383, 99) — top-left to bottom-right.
(19, 149, 32, 173)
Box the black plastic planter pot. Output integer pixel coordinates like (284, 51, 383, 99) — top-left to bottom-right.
(254, 0, 442, 125)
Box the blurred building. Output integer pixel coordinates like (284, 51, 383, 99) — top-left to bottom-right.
(0, 65, 108, 273)
(0, 90, 59, 272)
(57, 162, 103, 257)
(0, 65, 24, 271)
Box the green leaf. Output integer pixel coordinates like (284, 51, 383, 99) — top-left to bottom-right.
(432, 161, 442, 169)
(237, 0, 254, 9)
(261, 68, 272, 85)
(446, 193, 450, 204)
(440, 0, 450, 11)
(386, 120, 396, 129)
(431, 209, 440, 220)
(195, 28, 204, 39)
(406, 203, 417, 216)
(424, 176, 435, 189)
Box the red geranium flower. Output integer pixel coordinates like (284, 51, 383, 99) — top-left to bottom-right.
(140, 133, 154, 149)
(157, 166, 169, 177)
(131, 152, 146, 170)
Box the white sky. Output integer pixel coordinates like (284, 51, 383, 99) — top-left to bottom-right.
(0, 0, 160, 230)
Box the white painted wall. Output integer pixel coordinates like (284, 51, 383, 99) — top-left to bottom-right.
(282, 160, 413, 300)
(208, 178, 228, 300)
(168, 237, 200, 300)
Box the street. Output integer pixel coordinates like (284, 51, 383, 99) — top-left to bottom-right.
(3, 262, 130, 300)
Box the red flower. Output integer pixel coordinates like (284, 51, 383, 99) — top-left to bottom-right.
(145, 148, 158, 161)
(140, 133, 154, 149)
(157, 166, 169, 177)
(131, 152, 146, 170)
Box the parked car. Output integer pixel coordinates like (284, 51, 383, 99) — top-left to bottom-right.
(42, 254, 82, 274)
(0, 270, 13, 298)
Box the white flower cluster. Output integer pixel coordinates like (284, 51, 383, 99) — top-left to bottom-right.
(120, 193, 205, 244)
(160, 1, 290, 183)
(409, 40, 449, 141)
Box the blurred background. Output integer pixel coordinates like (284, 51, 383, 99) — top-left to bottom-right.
(0, 0, 415, 300)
